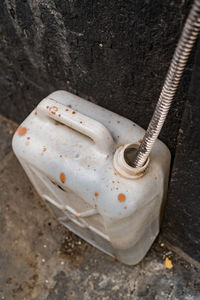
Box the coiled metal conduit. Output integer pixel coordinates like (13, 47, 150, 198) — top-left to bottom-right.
(133, 0, 200, 168)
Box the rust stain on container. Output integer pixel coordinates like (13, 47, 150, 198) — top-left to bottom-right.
(72, 111, 76, 114)
(94, 192, 98, 197)
(27, 137, 30, 140)
(43, 146, 47, 152)
(60, 172, 66, 183)
(49, 106, 58, 112)
(34, 111, 38, 115)
(67, 105, 72, 108)
(118, 193, 126, 202)
(65, 109, 69, 111)
(17, 126, 27, 136)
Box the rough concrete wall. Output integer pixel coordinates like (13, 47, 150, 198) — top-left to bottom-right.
(1, 0, 199, 261)
(0, 0, 192, 155)
(163, 41, 200, 262)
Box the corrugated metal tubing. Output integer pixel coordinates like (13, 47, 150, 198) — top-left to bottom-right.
(133, 0, 200, 168)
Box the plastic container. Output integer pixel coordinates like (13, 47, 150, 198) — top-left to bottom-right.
(12, 90, 171, 265)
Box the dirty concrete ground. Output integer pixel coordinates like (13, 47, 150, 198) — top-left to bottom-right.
(0, 115, 199, 300)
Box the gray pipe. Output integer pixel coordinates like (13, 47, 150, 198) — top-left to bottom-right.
(132, 0, 200, 168)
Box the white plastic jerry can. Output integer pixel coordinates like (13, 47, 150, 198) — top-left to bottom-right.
(12, 90, 170, 265)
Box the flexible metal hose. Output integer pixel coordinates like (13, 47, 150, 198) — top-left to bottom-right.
(132, 0, 200, 168)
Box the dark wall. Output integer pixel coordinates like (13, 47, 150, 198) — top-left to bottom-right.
(1, 0, 199, 261)
(0, 0, 192, 154)
(163, 42, 200, 262)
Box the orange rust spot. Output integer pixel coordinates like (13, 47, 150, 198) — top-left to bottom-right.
(25, 141, 29, 146)
(72, 111, 76, 114)
(118, 193, 126, 203)
(80, 121, 83, 124)
(60, 172, 66, 184)
(94, 192, 98, 197)
(138, 139, 143, 144)
(106, 154, 109, 160)
(117, 121, 120, 124)
(67, 105, 72, 108)
(65, 109, 69, 111)
(58, 114, 61, 117)
(112, 181, 115, 183)
(27, 137, 30, 140)
(46, 106, 49, 109)
(60, 154, 62, 158)
(49, 106, 58, 112)
(51, 111, 55, 115)
(17, 126, 27, 136)
(124, 205, 127, 209)
(43, 146, 47, 152)
(34, 111, 38, 115)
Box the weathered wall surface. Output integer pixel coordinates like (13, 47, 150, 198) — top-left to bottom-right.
(0, 0, 192, 154)
(163, 42, 200, 262)
(0, 0, 199, 261)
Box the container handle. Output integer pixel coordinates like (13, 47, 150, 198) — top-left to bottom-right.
(37, 97, 114, 155)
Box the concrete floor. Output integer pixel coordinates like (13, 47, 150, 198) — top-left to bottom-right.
(0, 114, 199, 300)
